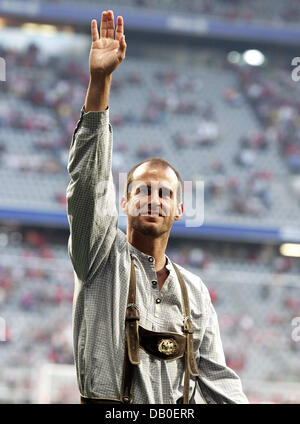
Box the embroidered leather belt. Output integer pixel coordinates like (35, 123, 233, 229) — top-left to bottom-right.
(139, 325, 186, 360)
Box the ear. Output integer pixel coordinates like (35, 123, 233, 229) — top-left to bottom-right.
(120, 195, 128, 214)
(174, 202, 183, 221)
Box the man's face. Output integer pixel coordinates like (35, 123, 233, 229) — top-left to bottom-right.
(122, 163, 183, 238)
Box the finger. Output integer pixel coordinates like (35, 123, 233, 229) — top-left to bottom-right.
(100, 10, 107, 38)
(106, 10, 115, 39)
(91, 19, 99, 42)
(118, 34, 127, 60)
(115, 16, 124, 41)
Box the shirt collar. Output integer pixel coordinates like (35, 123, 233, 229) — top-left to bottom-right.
(128, 241, 172, 271)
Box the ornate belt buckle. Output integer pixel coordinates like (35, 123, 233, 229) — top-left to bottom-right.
(157, 338, 178, 356)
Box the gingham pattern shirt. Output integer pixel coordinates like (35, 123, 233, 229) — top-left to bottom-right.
(66, 108, 249, 404)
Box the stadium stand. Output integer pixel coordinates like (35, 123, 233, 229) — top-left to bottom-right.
(0, 1, 300, 405)
(0, 39, 300, 227)
(33, 0, 300, 26)
(0, 224, 299, 403)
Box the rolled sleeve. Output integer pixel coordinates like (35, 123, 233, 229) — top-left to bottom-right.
(66, 107, 118, 282)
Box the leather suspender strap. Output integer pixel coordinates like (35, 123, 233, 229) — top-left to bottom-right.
(126, 261, 140, 365)
(172, 262, 200, 404)
(172, 262, 200, 375)
(121, 259, 200, 404)
(120, 260, 140, 404)
(120, 347, 135, 404)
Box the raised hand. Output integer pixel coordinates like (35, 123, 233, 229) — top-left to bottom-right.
(89, 10, 126, 79)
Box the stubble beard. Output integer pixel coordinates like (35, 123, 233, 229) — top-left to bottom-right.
(129, 215, 173, 238)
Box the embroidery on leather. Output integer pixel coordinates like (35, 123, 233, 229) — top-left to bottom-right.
(157, 338, 179, 356)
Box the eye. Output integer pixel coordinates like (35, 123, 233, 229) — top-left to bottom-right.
(137, 185, 150, 195)
(159, 187, 172, 199)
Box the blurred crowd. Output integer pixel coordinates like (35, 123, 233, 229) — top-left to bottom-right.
(0, 0, 300, 404)
(230, 63, 300, 175)
(1, 38, 300, 222)
(0, 224, 299, 403)
(0, 227, 74, 369)
(44, 0, 300, 26)
(203, 169, 274, 218)
(167, 239, 300, 275)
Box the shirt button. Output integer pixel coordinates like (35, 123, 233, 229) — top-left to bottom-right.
(152, 280, 157, 287)
(156, 298, 161, 304)
(148, 257, 154, 263)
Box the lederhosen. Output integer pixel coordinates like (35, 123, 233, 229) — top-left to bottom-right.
(81, 260, 200, 404)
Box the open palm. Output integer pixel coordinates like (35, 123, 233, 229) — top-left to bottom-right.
(89, 11, 126, 77)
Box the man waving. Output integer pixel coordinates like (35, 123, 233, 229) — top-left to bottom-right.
(66, 10, 248, 404)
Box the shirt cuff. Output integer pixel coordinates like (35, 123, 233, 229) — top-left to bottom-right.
(80, 105, 109, 128)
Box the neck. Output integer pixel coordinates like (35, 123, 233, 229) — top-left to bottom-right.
(127, 228, 169, 271)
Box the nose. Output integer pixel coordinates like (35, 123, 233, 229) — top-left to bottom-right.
(150, 189, 160, 203)
(149, 189, 161, 213)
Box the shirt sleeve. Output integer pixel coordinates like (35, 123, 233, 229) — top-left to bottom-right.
(196, 299, 249, 404)
(66, 107, 118, 282)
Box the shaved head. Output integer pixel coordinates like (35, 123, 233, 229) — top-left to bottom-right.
(126, 157, 183, 204)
